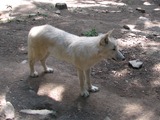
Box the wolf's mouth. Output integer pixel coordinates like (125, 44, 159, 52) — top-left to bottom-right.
(112, 57, 125, 61)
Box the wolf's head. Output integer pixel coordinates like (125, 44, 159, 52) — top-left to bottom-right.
(98, 30, 125, 61)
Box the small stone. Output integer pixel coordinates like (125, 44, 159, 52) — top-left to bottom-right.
(55, 3, 67, 10)
(123, 25, 130, 30)
(101, 10, 109, 13)
(19, 46, 28, 54)
(105, 10, 109, 13)
(136, 7, 145, 13)
(104, 116, 111, 120)
(152, 33, 158, 36)
(146, 34, 154, 39)
(16, 19, 25, 22)
(138, 16, 149, 21)
(125, 80, 129, 83)
(20, 109, 56, 116)
(127, 7, 134, 13)
(129, 59, 143, 69)
(143, 2, 151, 5)
(55, 10, 61, 15)
(146, 34, 159, 39)
(127, 33, 136, 37)
(2, 102, 15, 120)
(157, 36, 160, 39)
(21, 60, 28, 64)
(154, 8, 160, 11)
(33, 16, 44, 21)
(28, 14, 37, 18)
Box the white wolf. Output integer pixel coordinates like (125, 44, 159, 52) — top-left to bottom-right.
(28, 24, 125, 97)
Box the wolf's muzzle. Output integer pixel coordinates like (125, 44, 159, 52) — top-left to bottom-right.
(114, 51, 125, 61)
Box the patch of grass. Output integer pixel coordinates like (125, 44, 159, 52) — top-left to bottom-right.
(82, 28, 98, 37)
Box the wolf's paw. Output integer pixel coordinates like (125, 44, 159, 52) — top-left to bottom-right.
(44, 67, 54, 73)
(30, 71, 39, 78)
(81, 90, 90, 97)
(89, 85, 99, 92)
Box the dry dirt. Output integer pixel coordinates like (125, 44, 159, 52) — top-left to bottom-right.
(0, 0, 160, 120)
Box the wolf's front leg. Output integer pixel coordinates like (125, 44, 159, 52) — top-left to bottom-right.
(77, 69, 89, 97)
(84, 69, 99, 92)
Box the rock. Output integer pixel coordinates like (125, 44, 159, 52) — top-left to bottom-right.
(20, 109, 56, 116)
(104, 116, 111, 120)
(28, 13, 37, 18)
(123, 25, 130, 30)
(129, 59, 143, 69)
(18, 46, 28, 54)
(136, 16, 150, 28)
(128, 7, 134, 13)
(157, 36, 160, 39)
(55, 3, 67, 10)
(139, 16, 149, 21)
(21, 60, 27, 64)
(16, 19, 25, 22)
(153, 33, 158, 37)
(2, 102, 15, 120)
(154, 8, 160, 11)
(33, 16, 44, 21)
(127, 33, 136, 37)
(101, 10, 110, 13)
(136, 7, 145, 13)
(55, 10, 61, 15)
(143, 2, 151, 5)
(146, 33, 159, 39)
(138, 16, 149, 22)
(146, 34, 154, 39)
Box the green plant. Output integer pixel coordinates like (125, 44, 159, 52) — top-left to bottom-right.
(82, 28, 98, 37)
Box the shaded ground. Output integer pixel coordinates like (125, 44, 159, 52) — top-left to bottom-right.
(0, 0, 160, 120)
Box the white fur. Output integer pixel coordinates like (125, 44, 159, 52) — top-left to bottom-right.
(28, 24, 124, 97)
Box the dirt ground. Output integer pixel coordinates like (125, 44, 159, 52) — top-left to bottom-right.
(0, 0, 160, 120)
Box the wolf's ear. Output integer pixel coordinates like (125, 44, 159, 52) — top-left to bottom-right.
(99, 29, 114, 46)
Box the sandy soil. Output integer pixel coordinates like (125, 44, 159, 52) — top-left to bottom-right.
(0, 0, 160, 120)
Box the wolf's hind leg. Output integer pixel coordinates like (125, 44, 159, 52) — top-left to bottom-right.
(29, 59, 38, 77)
(40, 52, 53, 73)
